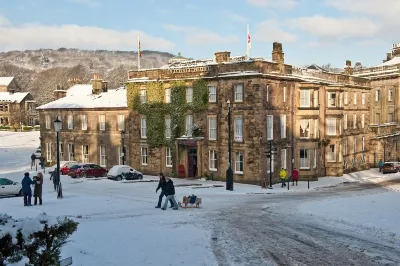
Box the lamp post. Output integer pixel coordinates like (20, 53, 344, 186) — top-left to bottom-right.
(120, 130, 125, 165)
(226, 100, 233, 191)
(54, 117, 62, 199)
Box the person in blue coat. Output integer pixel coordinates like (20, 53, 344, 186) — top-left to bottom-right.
(21, 172, 34, 206)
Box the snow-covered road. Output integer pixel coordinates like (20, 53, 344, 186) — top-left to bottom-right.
(210, 182, 400, 266)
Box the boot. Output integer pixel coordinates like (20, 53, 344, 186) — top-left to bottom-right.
(155, 206, 161, 208)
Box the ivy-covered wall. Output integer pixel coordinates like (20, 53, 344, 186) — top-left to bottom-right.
(126, 79, 209, 174)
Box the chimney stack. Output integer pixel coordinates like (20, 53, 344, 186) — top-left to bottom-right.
(54, 85, 67, 100)
(91, 74, 103, 95)
(392, 43, 400, 57)
(214, 51, 231, 63)
(272, 42, 284, 64)
(344, 60, 353, 75)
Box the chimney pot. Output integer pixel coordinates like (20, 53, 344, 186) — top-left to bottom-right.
(272, 42, 284, 65)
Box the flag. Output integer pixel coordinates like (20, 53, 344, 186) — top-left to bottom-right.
(247, 24, 251, 50)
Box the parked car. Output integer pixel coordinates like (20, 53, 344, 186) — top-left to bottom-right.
(0, 178, 22, 197)
(382, 162, 400, 174)
(48, 161, 78, 175)
(107, 165, 143, 181)
(68, 163, 108, 178)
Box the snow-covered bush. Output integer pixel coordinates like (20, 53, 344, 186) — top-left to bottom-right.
(0, 213, 78, 266)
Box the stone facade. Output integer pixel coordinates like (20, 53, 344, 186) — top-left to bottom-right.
(126, 43, 373, 184)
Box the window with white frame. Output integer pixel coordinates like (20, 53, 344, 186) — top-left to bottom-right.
(99, 145, 106, 167)
(300, 89, 310, 107)
(353, 92, 357, 105)
(353, 114, 357, 129)
(327, 118, 336, 136)
(99, 115, 105, 131)
(185, 114, 193, 137)
(59, 143, 64, 161)
(313, 148, 317, 168)
(209, 150, 217, 171)
(81, 115, 87, 130)
(141, 147, 148, 165)
(280, 114, 286, 138)
(234, 152, 243, 174)
(353, 137, 356, 153)
(208, 86, 217, 102)
(339, 119, 342, 135)
(313, 89, 318, 107)
(234, 84, 244, 102)
(283, 87, 286, 103)
(118, 114, 125, 131)
(361, 136, 365, 151)
(361, 114, 365, 128)
(208, 117, 217, 140)
(165, 116, 171, 139)
(266, 85, 269, 102)
(327, 144, 336, 162)
(165, 88, 171, 103)
(141, 117, 147, 138)
(234, 117, 243, 142)
(166, 147, 172, 167)
(267, 115, 273, 140)
(300, 149, 310, 169)
(327, 92, 336, 107)
(344, 114, 348, 129)
(267, 154, 274, 173)
(46, 142, 52, 162)
(281, 149, 287, 169)
(67, 115, 73, 129)
(339, 92, 343, 107)
(299, 119, 310, 138)
(45, 115, 51, 129)
(344, 138, 348, 155)
(314, 119, 319, 138)
(388, 89, 393, 101)
(362, 93, 365, 105)
(82, 145, 89, 163)
(140, 88, 147, 103)
(375, 90, 380, 101)
(344, 92, 348, 105)
(68, 144, 75, 161)
(186, 87, 193, 103)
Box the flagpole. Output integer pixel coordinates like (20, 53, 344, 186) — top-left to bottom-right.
(138, 33, 141, 70)
(247, 24, 251, 60)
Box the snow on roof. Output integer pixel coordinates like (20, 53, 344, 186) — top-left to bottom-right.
(378, 56, 400, 67)
(66, 84, 93, 97)
(37, 87, 127, 110)
(0, 77, 14, 86)
(0, 92, 29, 103)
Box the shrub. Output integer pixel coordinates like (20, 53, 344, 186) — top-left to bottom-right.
(22, 126, 33, 131)
(0, 125, 10, 130)
(33, 126, 40, 131)
(0, 213, 78, 266)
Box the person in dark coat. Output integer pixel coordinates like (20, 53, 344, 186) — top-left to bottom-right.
(155, 173, 173, 208)
(292, 168, 299, 186)
(161, 176, 178, 210)
(33, 172, 43, 205)
(50, 171, 59, 192)
(30, 153, 36, 169)
(21, 172, 34, 206)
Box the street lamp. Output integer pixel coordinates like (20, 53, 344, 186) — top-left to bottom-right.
(226, 99, 233, 191)
(54, 117, 62, 199)
(120, 130, 125, 165)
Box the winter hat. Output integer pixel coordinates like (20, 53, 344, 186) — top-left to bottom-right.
(24, 172, 29, 177)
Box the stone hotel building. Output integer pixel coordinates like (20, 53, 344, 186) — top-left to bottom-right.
(39, 42, 376, 184)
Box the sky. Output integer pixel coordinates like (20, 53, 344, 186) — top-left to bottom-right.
(0, 0, 399, 68)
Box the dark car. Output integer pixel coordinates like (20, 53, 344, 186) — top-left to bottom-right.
(382, 162, 400, 174)
(68, 163, 108, 178)
(107, 165, 143, 181)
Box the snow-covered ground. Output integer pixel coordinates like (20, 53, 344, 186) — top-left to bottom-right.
(1, 131, 400, 265)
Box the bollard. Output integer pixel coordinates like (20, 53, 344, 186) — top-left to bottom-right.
(308, 176, 310, 189)
(287, 178, 289, 190)
(35, 162, 37, 172)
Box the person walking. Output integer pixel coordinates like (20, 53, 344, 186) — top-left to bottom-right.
(292, 168, 299, 186)
(21, 172, 34, 206)
(378, 159, 383, 172)
(30, 153, 36, 169)
(155, 173, 173, 208)
(33, 172, 43, 205)
(280, 168, 287, 188)
(50, 171, 59, 192)
(161, 176, 178, 210)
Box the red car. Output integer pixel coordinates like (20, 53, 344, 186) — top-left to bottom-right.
(68, 163, 108, 178)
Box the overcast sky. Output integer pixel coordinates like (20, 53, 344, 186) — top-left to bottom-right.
(0, 0, 399, 68)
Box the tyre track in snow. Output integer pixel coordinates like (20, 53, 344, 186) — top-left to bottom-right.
(210, 182, 400, 266)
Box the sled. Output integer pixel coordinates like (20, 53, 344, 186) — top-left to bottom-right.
(178, 195, 202, 208)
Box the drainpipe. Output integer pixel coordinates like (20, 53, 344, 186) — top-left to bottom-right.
(291, 84, 295, 174)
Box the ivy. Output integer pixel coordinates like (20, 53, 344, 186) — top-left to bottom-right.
(126, 79, 209, 175)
